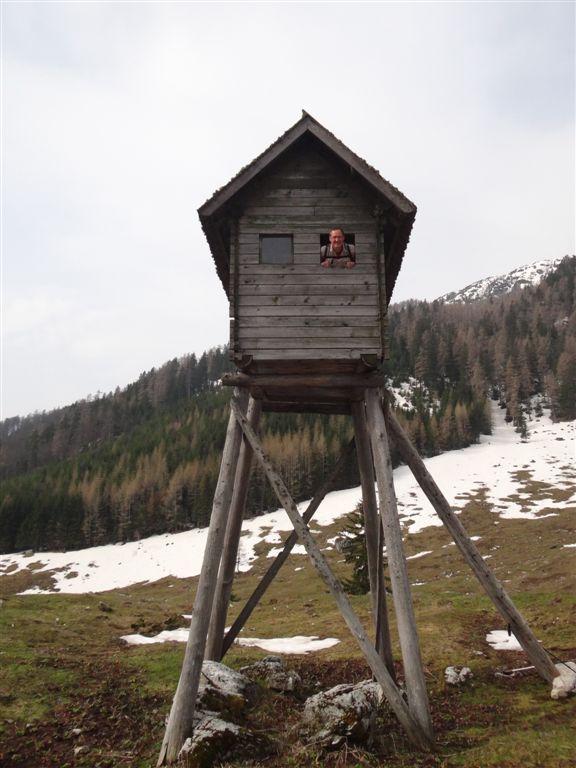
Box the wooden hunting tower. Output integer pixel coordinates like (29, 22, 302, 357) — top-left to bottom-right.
(198, 111, 416, 413)
(159, 114, 559, 765)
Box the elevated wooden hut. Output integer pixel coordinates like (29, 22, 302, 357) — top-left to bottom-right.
(199, 111, 416, 412)
(159, 114, 559, 766)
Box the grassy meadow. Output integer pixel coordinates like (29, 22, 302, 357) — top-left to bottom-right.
(1, 488, 575, 768)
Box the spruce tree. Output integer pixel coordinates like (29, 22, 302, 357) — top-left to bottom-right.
(341, 503, 370, 595)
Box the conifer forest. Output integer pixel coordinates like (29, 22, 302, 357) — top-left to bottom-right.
(0, 257, 574, 555)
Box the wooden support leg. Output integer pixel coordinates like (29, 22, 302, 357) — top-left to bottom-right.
(221, 439, 356, 658)
(206, 397, 262, 661)
(158, 389, 248, 766)
(364, 389, 434, 741)
(230, 399, 434, 752)
(351, 401, 396, 679)
(384, 400, 559, 684)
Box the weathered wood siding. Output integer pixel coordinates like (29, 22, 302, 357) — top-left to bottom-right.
(233, 141, 385, 362)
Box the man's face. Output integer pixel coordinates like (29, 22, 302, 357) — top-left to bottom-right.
(329, 229, 344, 254)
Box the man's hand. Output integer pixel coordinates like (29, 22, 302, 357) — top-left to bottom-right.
(321, 259, 332, 268)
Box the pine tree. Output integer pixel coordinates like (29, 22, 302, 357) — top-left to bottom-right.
(341, 503, 370, 595)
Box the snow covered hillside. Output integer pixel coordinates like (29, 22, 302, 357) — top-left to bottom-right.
(1, 403, 573, 596)
(438, 257, 566, 304)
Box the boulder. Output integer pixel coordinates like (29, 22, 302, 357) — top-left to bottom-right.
(178, 712, 275, 768)
(240, 656, 302, 694)
(550, 661, 576, 700)
(301, 680, 383, 748)
(197, 661, 261, 717)
(173, 661, 276, 767)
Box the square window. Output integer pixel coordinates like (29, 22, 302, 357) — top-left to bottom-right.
(260, 235, 293, 265)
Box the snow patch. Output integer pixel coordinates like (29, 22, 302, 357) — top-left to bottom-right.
(120, 629, 340, 654)
(267, 544, 307, 558)
(121, 628, 190, 645)
(486, 630, 523, 651)
(406, 550, 432, 560)
(235, 635, 340, 654)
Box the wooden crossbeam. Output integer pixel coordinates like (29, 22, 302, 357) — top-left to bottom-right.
(222, 372, 386, 388)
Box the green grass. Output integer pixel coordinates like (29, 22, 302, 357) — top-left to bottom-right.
(1, 488, 575, 767)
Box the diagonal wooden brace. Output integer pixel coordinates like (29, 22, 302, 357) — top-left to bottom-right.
(230, 398, 434, 752)
(221, 438, 356, 658)
(384, 399, 559, 684)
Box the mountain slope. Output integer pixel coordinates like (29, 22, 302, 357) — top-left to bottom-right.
(1, 402, 573, 594)
(0, 256, 574, 555)
(438, 256, 568, 304)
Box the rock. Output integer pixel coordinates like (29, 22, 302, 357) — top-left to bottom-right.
(174, 662, 278, 766)
(301, 680, 383, 747)
(73, 745, 88, 756)
(178, 711, 276, 768)
(267, 666, 302, 693)
(551, 661, 576, 700)
(200, 660, 258, 700)
(240, 656, 302, 694)
(445, 666, 473, 685)
(178, 716, 239, 768)
(197, 661, 261, 717)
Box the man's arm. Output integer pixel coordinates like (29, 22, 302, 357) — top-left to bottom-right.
(345, 243, 356, 269)
(320, 245, 332, 268)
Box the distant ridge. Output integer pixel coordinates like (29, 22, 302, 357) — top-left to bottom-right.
(437, 256, 568, 304)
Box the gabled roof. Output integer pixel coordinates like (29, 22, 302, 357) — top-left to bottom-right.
(198, 111, 416, 301)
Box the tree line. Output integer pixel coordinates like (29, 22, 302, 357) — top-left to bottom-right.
(386, 255, 575, 444)
(0, 256, 573, 555)
(0, 346, 234, 477)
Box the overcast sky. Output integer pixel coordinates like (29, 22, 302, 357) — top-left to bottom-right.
(1, 1, 574, 419)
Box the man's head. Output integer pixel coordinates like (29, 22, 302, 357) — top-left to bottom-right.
(329, 228, 345, 255)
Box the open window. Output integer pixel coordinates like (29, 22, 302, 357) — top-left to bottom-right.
(320, 232, 356, 265)
(259, 235, 293, 265)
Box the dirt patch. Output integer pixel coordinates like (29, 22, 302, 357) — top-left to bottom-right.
(2, 651, 575, 768)
(0, 567, 60, 596)
(0, 655, 167, 768)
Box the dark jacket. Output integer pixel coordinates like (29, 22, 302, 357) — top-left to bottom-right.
(320, 243, 356, 263)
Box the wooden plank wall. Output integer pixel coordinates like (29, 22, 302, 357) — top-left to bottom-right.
(235, 143, 383, 362)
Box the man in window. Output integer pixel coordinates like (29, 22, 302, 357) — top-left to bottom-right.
(320, 228, 356, 269)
